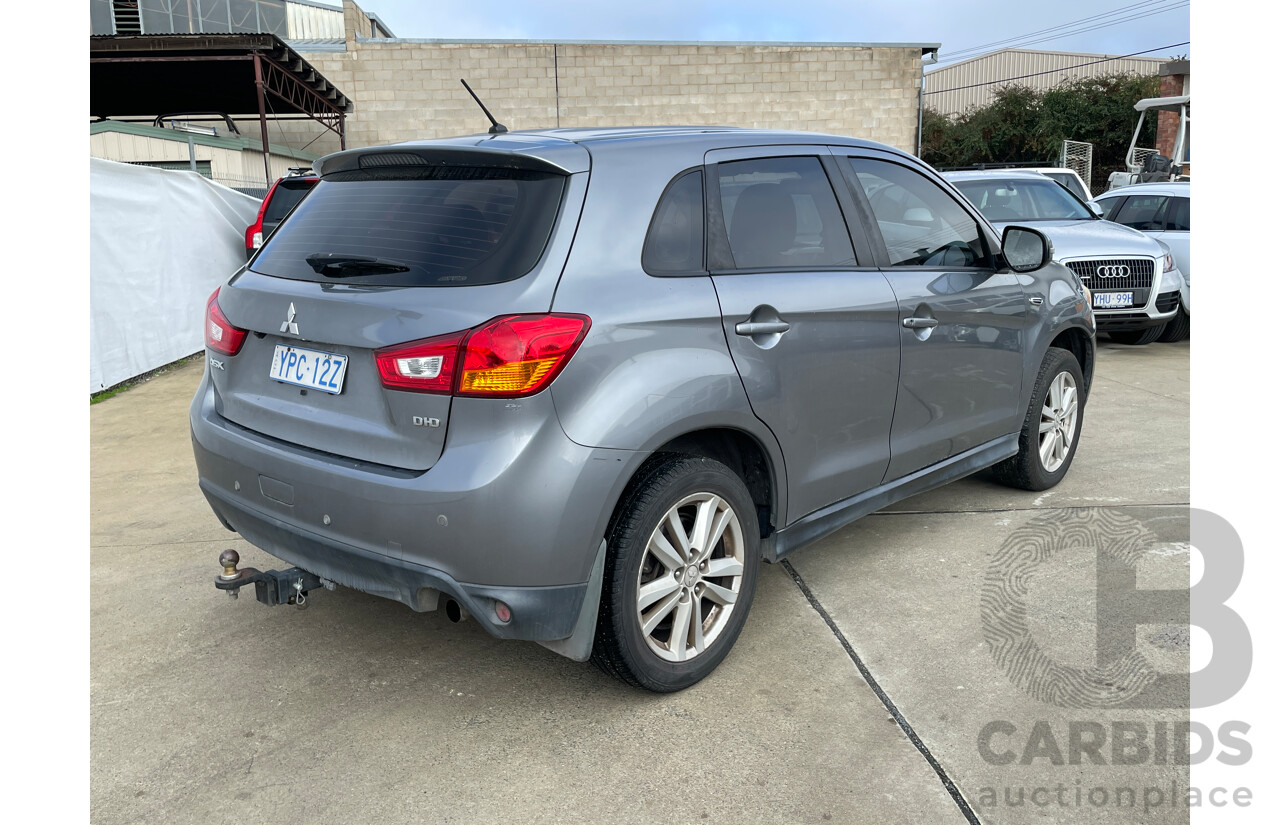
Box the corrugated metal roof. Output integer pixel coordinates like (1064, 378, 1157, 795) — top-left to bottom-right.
(924, 48, 1162, 116)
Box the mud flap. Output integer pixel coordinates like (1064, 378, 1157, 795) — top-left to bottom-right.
(536, 539, 606, 662)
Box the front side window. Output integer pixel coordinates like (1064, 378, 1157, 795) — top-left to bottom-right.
(715, 156, 855, 270)
(1097, 196, 1126, 222)
(848, 159, 988, 268)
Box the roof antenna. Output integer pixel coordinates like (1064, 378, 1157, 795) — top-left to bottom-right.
(460, 79, 508, 134)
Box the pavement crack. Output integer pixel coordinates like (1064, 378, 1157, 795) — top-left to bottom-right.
(781, 559, 982, 825)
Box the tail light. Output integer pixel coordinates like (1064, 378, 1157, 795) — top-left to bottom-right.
(246, 179, 279, 252)
(374, 314, 590, 397)
(374, 331, 466, 394)
(205, 287, 247, 356)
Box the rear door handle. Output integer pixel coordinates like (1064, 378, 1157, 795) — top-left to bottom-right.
(902, 317, 939, 330)
(736, 321, 791, 335)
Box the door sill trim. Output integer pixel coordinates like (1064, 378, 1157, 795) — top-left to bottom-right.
(766, 434, 1019, 561)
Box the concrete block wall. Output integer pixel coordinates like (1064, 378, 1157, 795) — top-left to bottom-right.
(279, 1, 925, 159)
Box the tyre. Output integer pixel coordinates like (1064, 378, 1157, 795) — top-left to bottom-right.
(991, 347, 1085, 492)
(591, 455, 761, 692)
(1157, 306, 1190, 343)
(1108, 326, 1163, 345)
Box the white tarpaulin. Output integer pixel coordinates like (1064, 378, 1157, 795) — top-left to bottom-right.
(90, 158, 261, 392)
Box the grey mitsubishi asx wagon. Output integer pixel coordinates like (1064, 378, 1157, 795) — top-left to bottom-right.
(192, 127, 1095, 692)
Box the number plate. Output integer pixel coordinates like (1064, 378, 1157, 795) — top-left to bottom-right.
(1093, 291, 1134, 309)
(269, 345, 348, 394)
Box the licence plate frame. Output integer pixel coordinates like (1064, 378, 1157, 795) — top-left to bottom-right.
(1092, 291, 1134, 309)
(269, 344, 348, 394)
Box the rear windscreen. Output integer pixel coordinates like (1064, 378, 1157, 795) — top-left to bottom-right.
(261, 180, 315, 223)
(250, 166, 568, 287)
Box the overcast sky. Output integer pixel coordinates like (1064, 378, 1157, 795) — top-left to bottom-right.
(358, 0, 1190, 66)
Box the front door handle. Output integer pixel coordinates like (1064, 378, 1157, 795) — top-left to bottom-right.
(902, 317, 939, 330)
(736, 320, 791, 336)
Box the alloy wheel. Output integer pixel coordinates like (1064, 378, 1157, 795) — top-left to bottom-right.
(1038, 371, 1079, 473)
(635, 493, 746, 662)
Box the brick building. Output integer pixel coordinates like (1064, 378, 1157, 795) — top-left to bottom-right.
(1156, 58, 1190, 161)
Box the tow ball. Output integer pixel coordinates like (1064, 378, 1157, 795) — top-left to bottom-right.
(214, 549, 332, 609)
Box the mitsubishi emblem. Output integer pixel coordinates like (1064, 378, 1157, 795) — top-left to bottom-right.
(280, 303, 299, 335)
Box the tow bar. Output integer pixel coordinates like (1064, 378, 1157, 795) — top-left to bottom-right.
(214, 549, 333, 609)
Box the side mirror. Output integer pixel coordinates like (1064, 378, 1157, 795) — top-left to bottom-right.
(1087, 201, 1104, 218)
(1002, 226, 1053, 273)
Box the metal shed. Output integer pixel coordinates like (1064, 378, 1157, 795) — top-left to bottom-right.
(90, 33, 354, 186)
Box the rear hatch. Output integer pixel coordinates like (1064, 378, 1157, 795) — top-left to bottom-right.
(212, 144, 589, 471)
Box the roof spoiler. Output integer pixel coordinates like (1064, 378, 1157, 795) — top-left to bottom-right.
(314, 144, 586, 177)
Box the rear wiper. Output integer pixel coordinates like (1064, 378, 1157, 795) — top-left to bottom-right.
(305, 253, 410, 277)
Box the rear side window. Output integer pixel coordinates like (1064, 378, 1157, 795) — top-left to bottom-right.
(716, 156, 854, 270)
(261, 180, 315, 223)
(643, 170, 704, 275)
(251, 166, 568, 287)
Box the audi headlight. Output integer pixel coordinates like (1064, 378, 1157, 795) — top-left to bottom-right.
(1162, 251, 1175, 273)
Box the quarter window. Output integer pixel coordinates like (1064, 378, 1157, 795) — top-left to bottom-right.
(847, 159, 988, 268)
(715, 156, 855, 270)
(643, 170, 705, 275)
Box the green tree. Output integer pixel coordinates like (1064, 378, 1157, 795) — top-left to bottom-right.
(922, 72, 1160, 194)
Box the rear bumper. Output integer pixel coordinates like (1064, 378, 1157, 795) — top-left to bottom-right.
(200, 482, 586, 640)
(189, 366, 640, 641)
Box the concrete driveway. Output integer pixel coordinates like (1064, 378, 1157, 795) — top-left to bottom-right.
(91, 340, 1189, 824)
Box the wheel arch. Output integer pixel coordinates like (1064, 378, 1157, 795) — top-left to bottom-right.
(1047, 324, 1095, 401)
(606, 427, 784, 546)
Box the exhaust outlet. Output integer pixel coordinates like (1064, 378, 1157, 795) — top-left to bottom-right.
(444, 599, 470, 623)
